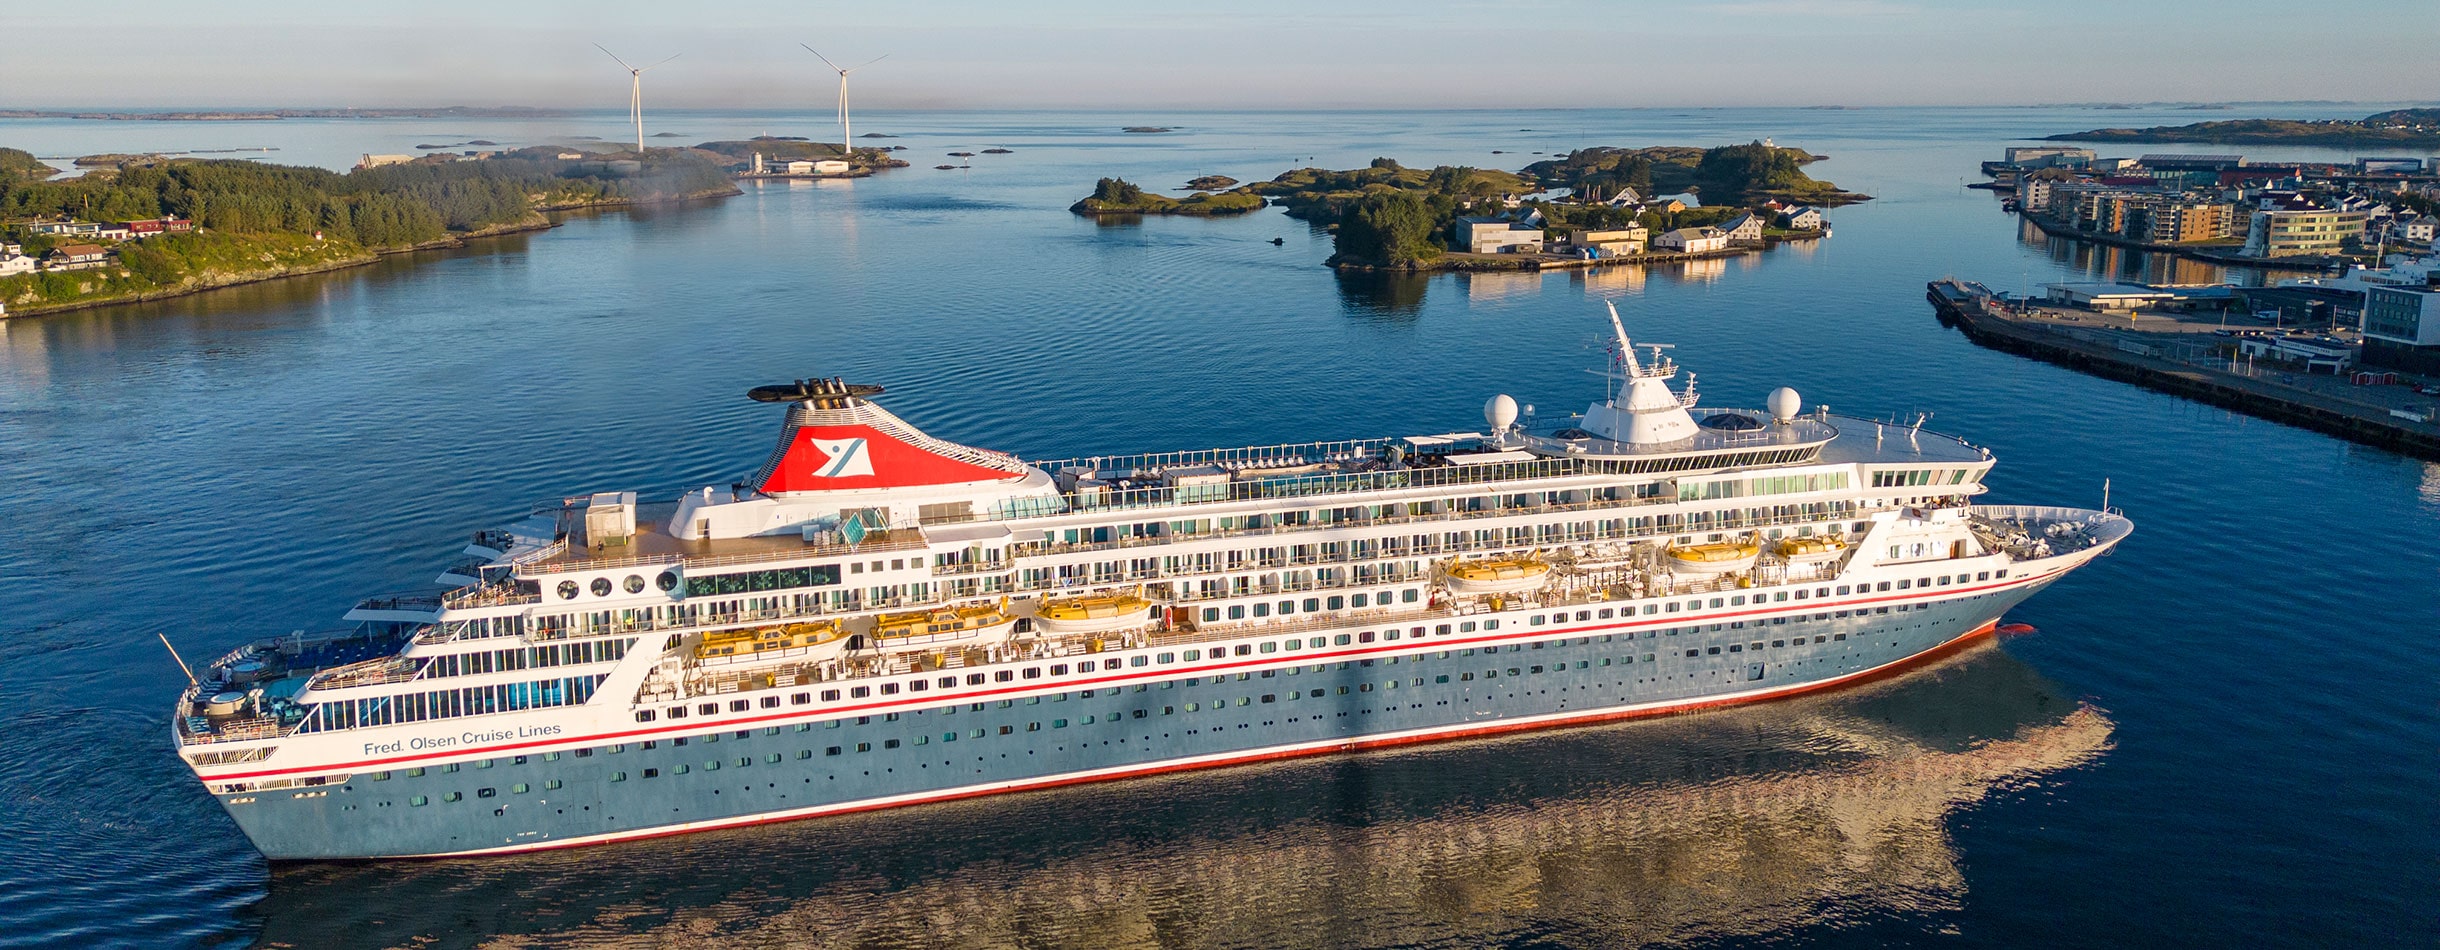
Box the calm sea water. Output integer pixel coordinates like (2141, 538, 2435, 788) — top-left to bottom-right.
(0, 107, 2433, 949)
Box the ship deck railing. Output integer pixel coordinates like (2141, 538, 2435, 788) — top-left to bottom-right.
(306, 656, 423, 691)
(495, 503, 1928, 649)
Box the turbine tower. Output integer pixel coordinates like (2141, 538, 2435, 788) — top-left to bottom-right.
(803, 45, 887, 159)
(596, 44, 678, 154)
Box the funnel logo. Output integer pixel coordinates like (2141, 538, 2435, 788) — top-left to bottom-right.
(807, 437, 874, 478)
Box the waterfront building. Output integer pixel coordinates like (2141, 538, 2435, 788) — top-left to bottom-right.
(2242, 198, 2370, 258)
(0, 253, 36, 276)
(2388, 216, 2434, 245)
(1456, 217, 1545, 254)
(2137, 200, 2236, 244)
(123, 217, 193, 238)
(44, 244, 108, 270)
(1720, 213, 1763, 244)
(2002, 146, 2095, 169)
(1655, 227, 1728, 253)
(2362, 286, 2440, 374)
(1567, 226, 1648, 257)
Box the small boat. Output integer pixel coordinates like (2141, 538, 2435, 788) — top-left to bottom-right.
(1665, 539, 1760, 574)
(1774, 536, 1849, 563)
(934, 164, 958, 170)
(872, 599, 1015, 646)
(695, 620, 847, 664)
(1445, 555, 1553, 595)
(1032, 591, 1156, 635)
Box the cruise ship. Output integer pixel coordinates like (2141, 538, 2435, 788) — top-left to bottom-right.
(172, 304, 2131, 860)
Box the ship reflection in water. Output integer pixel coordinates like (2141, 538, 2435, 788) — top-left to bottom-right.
(250, 644, 2111, 948)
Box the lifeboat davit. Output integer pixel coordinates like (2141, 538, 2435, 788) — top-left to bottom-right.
(1665, 540, 1761, 575)
(1774, 536, 1849, 563)
(871, 599, 1016, 646)
(695, 620, 848, 664)
(1445, 556, 1554, 595)
(1032, 591, 1156, 635)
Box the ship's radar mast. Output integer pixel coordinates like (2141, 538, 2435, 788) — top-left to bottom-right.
(1577, 301, 1701, 444)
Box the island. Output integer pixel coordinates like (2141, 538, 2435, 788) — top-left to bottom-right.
(1184, 175, 1238, 190)
(1068, 178, 1264, 216)
(2045, 108, 2440, 148)
(1061, 143, 1863, 270)
(693, 138, 909, 178)
(0, 146, 737, 317)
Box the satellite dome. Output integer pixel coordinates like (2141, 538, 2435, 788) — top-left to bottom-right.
(1767, 387, 1802, 424)
(1484, 394, 1519, 432)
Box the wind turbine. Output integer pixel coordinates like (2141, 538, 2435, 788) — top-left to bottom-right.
(596, 44, 678, 154)
(803, 45, 887, 159)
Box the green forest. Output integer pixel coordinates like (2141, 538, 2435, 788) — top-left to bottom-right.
(0, 147, 733, 312)
(1523, 142, 1864, 207)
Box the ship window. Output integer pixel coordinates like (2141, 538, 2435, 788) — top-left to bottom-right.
(1300, 599, 1318, 613)
(1730, 596, 1746, 606)
(635, 710, 655, 723)
(1402, 590, 1420, 603)
(1284, 639, 1301, 651)
(1897, 579, 1911, 589)
(1435, 675, 1450, 683)
(1938, 576, 1951, 586)
(1311, 637, 1327, 648)
(1978, 571, 1990, 581)
(850, 687, 871, 698)
(1334, 634, 1352, 646)
(698, 703, 718, 716)
(406, 767, 425, 777)
(1707, 647, 1721, 655)
(590, 578, 612, 597)
(1877, 582, 1891, 591)
(477, 787, 496, 798)
(1460, 622, 1477, 633)
(826, 746, 842, 756)
(1252, 604, 1270, 618)
(1997, 569, 2009, 578)
(1202, 608, 1220, 622)
(1131, 656, 1148, 667)
(1795, 590, 1808, 600)
(1665, 603, 1680, 613)
(1358, 631, 1374, 643)
(511, 783, 529, 794)
(760, 696, 780, 709)
(1233, 644, 1252, 656)
(641, 768, 661, 778)
(557, 581, 578, 600)
(1351, 594, 1368, 607)
(821, 690, 840, 701)
(1729, 645, 1742, 653)
(1598, 609, 1614, 619)
(1183, 649, 1201, 661)
(967, 673, 987, 684)
(1687, 649, 1700, 657)
(370, 771, 390, 781)
(1327, 596, 1345, 610)
(410, 795, 429, 806)
(1531, 616, 1546, 626)
(1775, 592, 1788, 602)
(1157, 653, 1175, 664)
(792, 693, 810, 705)
(882, 682, 903, 694)
(1260, 642, 1277, 654)
(1835, 633, 1847, 640)
(1227, 606, 1245, 620)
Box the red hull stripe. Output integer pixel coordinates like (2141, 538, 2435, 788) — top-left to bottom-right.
(411, 619, 2000, 860)
(206, 572, 2052, 782)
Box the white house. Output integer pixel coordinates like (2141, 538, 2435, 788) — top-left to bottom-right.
(0, 253, 37, 277)
(813, 159, 851, 175)
(1720, 212, 1763, 243)
(1655, 227, 1728, 253)
(1456, 217, 1545, 254)
(1780, 207, 1824, 231)
(2389, 216, 2435, 245)
(1601, 186, 1644, 208)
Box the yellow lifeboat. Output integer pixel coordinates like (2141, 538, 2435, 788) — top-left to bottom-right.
(1033, 591, 1156, 635)
(693, 620, 846, 664)
(1445, 555, 1554, 596)
(1665, 539, 1761, 575)
(872, 599, 1016, 645)
(1774, 536, 1849, 563)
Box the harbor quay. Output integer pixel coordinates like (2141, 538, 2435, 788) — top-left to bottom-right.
(1926, 279, 2440, 458)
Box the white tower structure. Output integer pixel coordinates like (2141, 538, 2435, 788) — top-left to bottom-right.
(804, 45, 886, 159)
(1577, 301, 1699, 445)
(596, 45, 678, 153)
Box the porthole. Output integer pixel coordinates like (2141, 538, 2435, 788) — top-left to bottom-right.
(656, 570, 679, 592)
(624, 574, 645, 594)
(590, 577, 612, 597)
(557, 580, 579, 600)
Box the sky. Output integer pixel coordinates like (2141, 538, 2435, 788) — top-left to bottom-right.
(6, 0, 2435, 111)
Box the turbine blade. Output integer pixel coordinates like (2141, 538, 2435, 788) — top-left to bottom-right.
(802, 44, 844, 73)
(595, 43, 636, 72)
(640, 53, 680, 72)
(849, 53, 889, 71)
